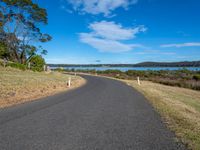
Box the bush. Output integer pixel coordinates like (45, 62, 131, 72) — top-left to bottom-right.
(0, 59, 3, 66)
(29, 55, 45, 72)
(55, 67, 64, 72)
(126, 70, 147, 78)
(0, 42, 9, 59)
(8, 62, 26, 70)
(104, 69, 122, 74)
(193, 74, 200, 81)
(0, 59, 26, 70)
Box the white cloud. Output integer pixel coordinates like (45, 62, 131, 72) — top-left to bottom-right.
(79, 21, 146, 53)
(161, 42, 200, 48)
(80, 33, 142, 52)
(66, 0, 138, 16)
(89, 21, 146, 40)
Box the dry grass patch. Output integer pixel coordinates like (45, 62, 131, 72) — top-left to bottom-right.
(0, 66, 85, 108)
(123, 80, 200, 150)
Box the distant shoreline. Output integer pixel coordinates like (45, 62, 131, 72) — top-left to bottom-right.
(48, 60, 200, 68)
(50, 66, 200, 72)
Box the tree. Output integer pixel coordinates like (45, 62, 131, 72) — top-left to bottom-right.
(0, 41, 9, 59)
(0, 0, 51, 63)
(30, 55, 45, 72)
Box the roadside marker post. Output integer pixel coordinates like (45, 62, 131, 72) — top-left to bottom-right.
(67, 77, 71, 88)
(137, 77, 141, 85)
(43, 65, 46, 72)
(28, 62, 31, 70)
(3, 58, 7, 67)
(47, 66, 51, 72)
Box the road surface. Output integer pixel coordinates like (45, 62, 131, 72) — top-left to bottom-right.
(0, 75, 186, 150)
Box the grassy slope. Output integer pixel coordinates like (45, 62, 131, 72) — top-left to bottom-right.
(0, 66, 85, 108)
(124, 80, 200, 150)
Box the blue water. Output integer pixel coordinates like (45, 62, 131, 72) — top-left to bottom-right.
(51, 67, 200, 72)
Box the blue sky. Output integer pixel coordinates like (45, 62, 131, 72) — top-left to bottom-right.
(35, 0, 200, 64)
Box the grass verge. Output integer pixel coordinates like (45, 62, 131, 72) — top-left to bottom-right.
(123, 79, 200, 150)
(0, 66, 85, 108)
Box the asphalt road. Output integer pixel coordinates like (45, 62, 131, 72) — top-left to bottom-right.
(0, 75, 186, 150)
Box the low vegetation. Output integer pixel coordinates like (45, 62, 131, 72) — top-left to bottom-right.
(0, 66, 85, 108)
(123, 80, 200, 150)
(0, 57, 46, 72)
(65, 69, 200, 91)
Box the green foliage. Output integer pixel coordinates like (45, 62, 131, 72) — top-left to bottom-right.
(29, 55, 45, 72)
(126, 70, 144, 77)
(0, 0, 51, 64)
(193, 74, 200, 81)
(104, 69, 122, 74)
(0, 59, 4, 66)
(8, 62, 26, 71)
(0, 42, 9, 59)
(55, 67, 64, 72)
(71, 68, 75, 72)
(1, 0, 48, 24)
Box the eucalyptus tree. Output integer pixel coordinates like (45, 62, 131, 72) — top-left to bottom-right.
(0, 0, 51, 63)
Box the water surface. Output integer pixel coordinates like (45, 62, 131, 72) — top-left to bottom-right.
(51, 67, 200, 71)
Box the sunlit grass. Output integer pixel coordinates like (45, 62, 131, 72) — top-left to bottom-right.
(124, 80, 200, 150)
(0, 66, 85, 108)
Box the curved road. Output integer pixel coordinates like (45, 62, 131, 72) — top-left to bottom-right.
(0, 75, 186, 150)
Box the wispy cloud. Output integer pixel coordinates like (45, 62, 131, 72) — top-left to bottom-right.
(79, 21, 147, 53)
(135, 50, 176, 55)
(177, 31, 190, 37)
(161, 42, 200, 48)
(60, 5, 73, 13)
(64, 0, 138, 16)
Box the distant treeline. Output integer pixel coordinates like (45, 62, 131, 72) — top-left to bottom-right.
(48, 61, 200, 68)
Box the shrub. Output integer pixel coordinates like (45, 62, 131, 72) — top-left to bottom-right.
(29, 55, 45, 72)
(104, 69, 122, 74)
(0, 42, 9, 59)
(193, 74, 200, 81)
(55, 67, 64, 72)
(0, 59, 3, 66)
(8, 62, 26, 70)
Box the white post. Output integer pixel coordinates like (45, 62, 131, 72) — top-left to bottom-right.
(28, 62, 31, 69)
(137, 76, 141, 85)
(43, 65, 46, 72)
(68, 77, 71, 87)
(47, 66, 51, 72)
(3, 58, 6, 67)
